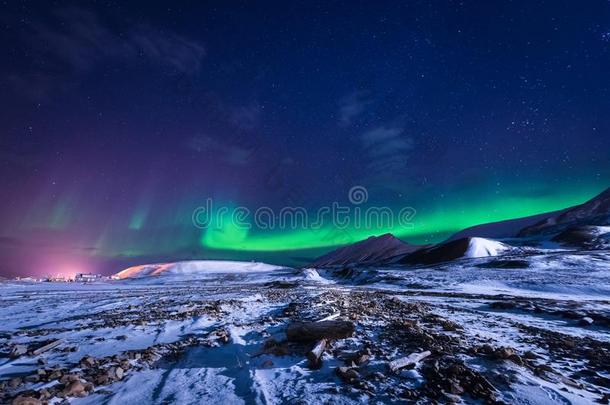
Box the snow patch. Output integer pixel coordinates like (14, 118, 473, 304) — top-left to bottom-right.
(464, 237, 510, 258)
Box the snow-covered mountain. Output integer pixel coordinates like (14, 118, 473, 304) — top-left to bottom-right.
(519, 187, 610, 237)
(311, 233, 421, 267)
(400, 237, 511, 265)
(114, 260, 285, 279)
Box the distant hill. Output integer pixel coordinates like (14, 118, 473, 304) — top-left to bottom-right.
(311, 233, 421, 267)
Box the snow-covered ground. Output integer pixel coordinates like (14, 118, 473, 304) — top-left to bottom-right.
(1, 252, 609, 404)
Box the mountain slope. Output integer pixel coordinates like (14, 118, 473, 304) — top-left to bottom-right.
(446, 209, 566, 241)
(311, 233, 420, 267)
(114, 260, 285, 279)
(519, 188, 610, 237)
(552, 225, 610, 248)
(400, 237, 511, 265)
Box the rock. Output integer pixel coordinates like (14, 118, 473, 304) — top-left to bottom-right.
(508, 354, 523, 365)
(24, 375, 40, 383)
(388, 350, 432, 372)
(11, 396, 41, 405)
(496, 347, 515, 359)
(95, 373, 110, 385)
(107, 366, 124, 381)
(261, 359, 274, 368)
(32, 339, 63, 355)
(47, 369, 63, 380)
(60, 374, 80, 384)
(336, 366, 361, 383)
(448, 379, 464, 395)
(579, 317, 594, 326)
(62, 380, 89, 397)
(38, 389, 51, 400)
(10, 345, 28, 358)
(367, 371, 386, 381)
(355, 354, 370, 365)
(523, 351, 539, 360)
(489, 301, 516, 310)
(79, 356, 96, 368)
(8, 377, 23, 389)
(286, 321, 355, 342)
(306, 339, 327, 369)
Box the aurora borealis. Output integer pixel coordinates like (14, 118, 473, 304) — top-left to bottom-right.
(1, 1, 610, 277)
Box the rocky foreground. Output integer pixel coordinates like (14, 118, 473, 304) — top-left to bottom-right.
(0, 266, 609, 404)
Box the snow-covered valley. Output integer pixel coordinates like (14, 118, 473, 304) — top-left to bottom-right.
(1, 252, 610, 404)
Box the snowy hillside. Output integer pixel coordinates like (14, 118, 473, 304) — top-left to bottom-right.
(114, 260, 286, 279)
(401, 237, 511, 265)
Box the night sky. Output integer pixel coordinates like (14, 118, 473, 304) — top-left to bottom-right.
(1, 1, 609, 277)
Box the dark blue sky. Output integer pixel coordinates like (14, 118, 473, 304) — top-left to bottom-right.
(1, 1, 609, 276)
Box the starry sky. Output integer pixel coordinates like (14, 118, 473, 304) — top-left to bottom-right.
(1, 1, 609, 277)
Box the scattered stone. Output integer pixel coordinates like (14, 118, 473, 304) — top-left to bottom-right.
(46, 368, 63, 381)
(286, 321, 355, 342)
(388, 350, 432, 372)
(8, 377, 22, 389)
(336, 367, 361, 384)
(79, 356, 96, 368)
(10, 344, 28, 358)
(306, 339, 327, 369)
(355, 353, 370, 365)
(523, 351, 540, 360)
(62, 380, 89, 397)
(579, 317, 594, 326)
(11, 396, 41, 405)
(60, 374, 80, 384)
(32, 339, 63, 355)
(367, 371, 385, 381)
(24, 375, 40, 383)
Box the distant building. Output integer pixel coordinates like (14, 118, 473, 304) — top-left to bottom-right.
(74, 273, 105, 283)
(47, 276, 69, 282)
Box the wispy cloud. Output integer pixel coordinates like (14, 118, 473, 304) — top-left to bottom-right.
(338, 91, 371, 127)
(6, 7, 206, 99)
(360, 125, 414, 178)
(229, 104, 262, 131)
(186, 135, 257, 166)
